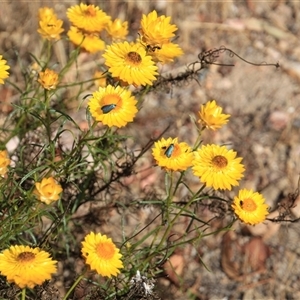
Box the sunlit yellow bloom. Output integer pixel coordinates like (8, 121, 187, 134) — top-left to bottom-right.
(94, 71, 107, 88)
(82, 232, 123, 278)
(148, 42, 183, 64)
(38, 7, 56, 20)
(37, 68, 59, 90)
(198, 100, 230, 130)
(103, 41, 158, 86)
(67, 3, 111, 33)
(152, 137, 194, 172)
(67, 26, 105, 53)
(232, 189, 269, 225)
(34, 177, 63, 204)
(0, 150, 10, 176)
(88, 84, 138, 128)
(106, 19, 128, 41)
(0, 245, 57, 289)
(38, 16, 64, 40)
(192, 144, 245, 190)
(0, 55, 10, 84)
(140, 10, 178, 45)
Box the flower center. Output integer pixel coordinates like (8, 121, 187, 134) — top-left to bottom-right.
(102, 94, 121, 105)
(17, 251, 35, 262)
(85, 6, 97, 17)
(212, 155, 228, 168)
(96, 242, 115, 260)
(241, 198, 257, 212)
(126, 51, 142, 65)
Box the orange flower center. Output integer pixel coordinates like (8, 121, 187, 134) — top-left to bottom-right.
(126, 51, 142, 65)
(85, 6, 97, 17)
(96, 242, 115, 260)
(17, 251, 35, 262)
(212, 155, 227, 168)
(101, 94, 122, 107)
(241, 198, 257, 212)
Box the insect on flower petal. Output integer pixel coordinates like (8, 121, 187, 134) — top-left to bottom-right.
(101, 104, 117, 114)
(164, 144, 174, 158)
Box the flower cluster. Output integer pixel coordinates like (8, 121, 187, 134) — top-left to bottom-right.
(139, 10, 183, 64)
(152, 100, 269, 225)
(37, 7, 64, 40)
(66, 3, 117, 53)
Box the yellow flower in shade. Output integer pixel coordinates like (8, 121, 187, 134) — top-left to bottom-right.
(198, 100, 230, 130)
(37, 7, 64, 41)
(0, 150, 10, 176)
(232, 189, 269, 225)
(0, 55, 10, 84)
(38, 16, 64, 41)
(105, 19, 128, 41)
(88, 85, 138, 128)
(140, 10, 178, 45)
(38, 68, 59, 90)
(81, 232, 123, 277)
(34, 177, 63, 204)
(67, 3, 111, 33)
(152, 137, 194, 172)
(0, 245, 57, 289)
(192, 144, 245, 190)
(148, 42, 183, 64)
(67, 26, 105, 53)
(103, 41, 158, 86)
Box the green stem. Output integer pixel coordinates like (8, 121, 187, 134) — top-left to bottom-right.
(21, 288, 26, 300)
(63, 273, 85, 300)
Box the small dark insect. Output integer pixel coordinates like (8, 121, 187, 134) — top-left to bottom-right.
(240, 200, 244, 206)
(163, 144, 175, 158)
(146, 44, 161, 52)
(101, 104, 117, 114)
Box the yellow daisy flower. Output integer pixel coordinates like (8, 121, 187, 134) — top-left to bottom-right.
(38, 16, 64, 41)
(38, 68, 59, 90)
(106, 19, 128, 41)
(148, 42, 183, 64)
(34, 177, 63, 205)
(103, 41, 158, 86)
(38, 7, 56, 20)
(67, 3, 111, 33)
(0, 55, 10, 84)
(232, 189, 269, 225)
(67, 26, 105, 53)
(198, 100, 230, 130)
(81, 232, 123, 278)
(192, 144, 245, 190)
(140, 10, 178, 45)
(0, 245, 57, 289)
(88, 85, 138, 128)
(0, 150, 10, 176)
(152, 137, 194, 172)
(37, 7, 64, 41)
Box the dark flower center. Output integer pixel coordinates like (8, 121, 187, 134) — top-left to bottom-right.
(212, 155, 227, 168)
(17, 251, 35, 262)
(127, 52, 142, 64)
